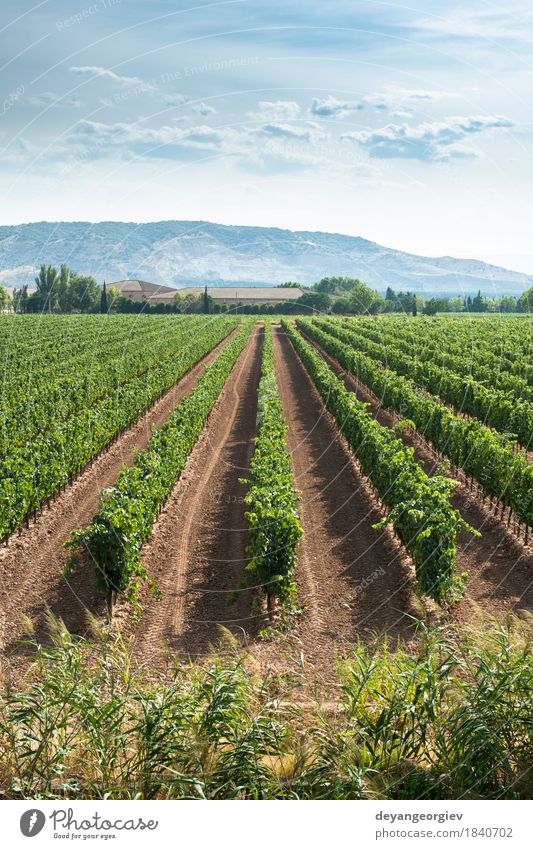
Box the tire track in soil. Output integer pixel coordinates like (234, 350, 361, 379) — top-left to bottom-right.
(0, 328, 239, 675)
(131, 326, 264, 669)
(258, 326, 419, 681)
(306, 335, 533, 624)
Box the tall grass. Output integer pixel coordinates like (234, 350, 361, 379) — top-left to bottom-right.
(0, 615, 530, 799)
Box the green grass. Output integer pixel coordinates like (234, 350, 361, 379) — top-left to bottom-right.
(0, 614, 531, 800)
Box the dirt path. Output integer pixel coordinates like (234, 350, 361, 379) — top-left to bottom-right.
(246, 326, 420, 683)
(306, 335, 533, 624)
(130, 326, 264, 669)
(0, 329, 238, 676)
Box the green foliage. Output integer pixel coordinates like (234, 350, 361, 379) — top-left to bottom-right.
(314, 276, 365, 295)
(337, 618, 532, 799)
(0, 616, 530, 799)
(314, 277, 384, 314)
(100, 281, 108, 313)
(67, 274, 100, 312)
(0, 285, 11, 308)
(517, 286, 533, 313)
(32, 264, 59, 312)
(57, 263, 71, 312)
(308, 317, 532, 528)
(296, 290, 331, 312)
(322, 316, 533, 448)
(12, 285, 28, 313)
(283, 320, 468, 604)
(68, 323, 252, 606)
(242, 325, 302, 611)
(25, 264, 103, 314)
(0, 315, 239, 539)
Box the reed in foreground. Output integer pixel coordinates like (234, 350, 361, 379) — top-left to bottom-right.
(0, 615, 530, 800)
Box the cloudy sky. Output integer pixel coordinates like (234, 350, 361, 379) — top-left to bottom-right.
(1, 0, 532, 271)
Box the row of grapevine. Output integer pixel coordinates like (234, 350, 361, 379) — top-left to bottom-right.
(67, 322, 253, 611)
(242, 323, 302, 615)
(0, 315, 180, 395)
(321, 318, 533, 448)
(1, 318, 218, 454)
(298, 319, 533, 532)
(282, 320, 469, 604)
(337, 315, 532, 390)
(0, 318, 238, 540)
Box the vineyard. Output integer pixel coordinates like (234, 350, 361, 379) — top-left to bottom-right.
(0, 312, 531, 799)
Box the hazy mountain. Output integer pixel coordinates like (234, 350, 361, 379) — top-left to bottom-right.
(0, 220, 529, 296)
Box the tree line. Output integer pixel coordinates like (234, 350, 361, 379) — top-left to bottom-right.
(1, 268, 531, 315)
(10, 265, 101, 313)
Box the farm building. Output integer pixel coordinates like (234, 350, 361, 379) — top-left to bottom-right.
(109, 279, 176, 302)
(110, 280, 303, 306)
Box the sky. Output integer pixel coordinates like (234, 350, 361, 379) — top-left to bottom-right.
(0, 0, 532, 272)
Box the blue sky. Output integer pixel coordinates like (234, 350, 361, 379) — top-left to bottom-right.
(1, 0, 532, 271)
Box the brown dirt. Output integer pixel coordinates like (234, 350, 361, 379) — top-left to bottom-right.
(244, 326, 420, 684)
(306, 334, 533, 626)
(129, 325, 264, 669)
(130, 324, 420, 685)
(0, 329, 238, 679)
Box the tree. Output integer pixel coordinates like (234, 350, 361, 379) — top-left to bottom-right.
(173, 291, 201, 313)
(412, 295, 417, 316)
(34, 264, 60, 312)
(472, 289, 486, 312)
(100, 281, 108, 313)
(13, 285, 28, 313)
(57, 263, 71, 312)
(315, 276, 365, 295)
(385, 286, 395, 301)
(277, 281, 302, 288)
(296, 291, 331, 313)
(68, 274, 100, 312)
(517, 286, 533, 313)
(448, 296, 465, 312)
(346, 281, 384, 314)
(0, 285, 11, 311)
(184, 292, 201, 312)
(423, 298, 440, 315)
(331, 297, 350, 314)
(105, 286, 121, 311)
(202, 285, 214, 314)
(498, 296, 516, 313)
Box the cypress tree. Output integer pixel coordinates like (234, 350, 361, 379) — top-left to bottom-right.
(100, 281, 108, 313)
(203, 285, 209, 314)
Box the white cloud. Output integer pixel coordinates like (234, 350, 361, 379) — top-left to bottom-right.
(61, 115, 331, 176)
(70, 66, 154, 89)
(341, 115, 515, 161)
(68, 120, 235, 157)
(311, 89, 460, 118)
(310, 96, 364, 118)
(248, 100, 301, 120)
(257, 122, 316, 141)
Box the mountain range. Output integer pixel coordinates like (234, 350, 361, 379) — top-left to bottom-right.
(0, 220, 529, 296)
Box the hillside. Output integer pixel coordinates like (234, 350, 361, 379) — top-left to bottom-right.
(0, 220, 529, 295)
